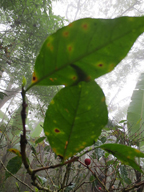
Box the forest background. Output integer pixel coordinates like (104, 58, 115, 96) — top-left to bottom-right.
(1, 0, 144, 191)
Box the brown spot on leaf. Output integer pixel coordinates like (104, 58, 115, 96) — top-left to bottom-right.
(82, 23, 88, 30)
(72, 76, 76, 80)
(68, 23, 73, 27)
(63, 31, 69, 37)
(85, 76, 91, 82)
(98, 63, 103, 67)
(68, 46, 72, 52)
(54, 128, 60, 133)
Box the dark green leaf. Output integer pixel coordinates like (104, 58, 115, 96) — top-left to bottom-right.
(32, 16, 144, 87)
(5, 156, 22, 179)
(99, 143, 144, 173)
(35, 136, 46, 144)
(44, 81, 108, 159)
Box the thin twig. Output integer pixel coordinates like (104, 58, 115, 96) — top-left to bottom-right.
(0, 159, 35, 192)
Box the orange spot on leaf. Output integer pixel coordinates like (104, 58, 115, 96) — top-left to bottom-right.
(50, 78, 54, 82)
(65, 141, 68, 149)
(53, 148, 56, 153)
(68, 46, 72, 52)
(32, 72, 38, 83)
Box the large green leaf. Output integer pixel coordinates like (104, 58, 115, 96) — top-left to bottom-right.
(99, 143, 144, 173)
(31, 16, 144, 87)
(44, 81, 108, 160)
(5, 156, 22, 179)
(127, 73, 144, 147)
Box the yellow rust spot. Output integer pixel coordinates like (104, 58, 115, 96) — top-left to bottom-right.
(65, 141, 68, 149)
(53, 148, 57, 153)
(63, 31, 69, 37)
(127, 156, 131, 159)
(80, 146, 84, 149)
(88, 106, 91, 110)
(108, 64, 114, 72)
(53, 120, 57, 123)
(91, 135, 96, 139)
(32, 72, 38, 83)
(45, 132, 50, 136)
(82, 142, 86, 145)
(47, 42, 54, 51)
(75, 148, 79, 151)
(135, 149, 141, 153)
(50, 100, 54, 104)
(101, 97, 105, 102)
(9, 148, 21, 157)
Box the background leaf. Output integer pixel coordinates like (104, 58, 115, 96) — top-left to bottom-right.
(5, 156, 22, 179)
(127, 73, 144, 147)
(44, 81, 108, 159)
(32, 16, 144, 87)
(99, 143, 144, 173)
(35, 136, 46, 144)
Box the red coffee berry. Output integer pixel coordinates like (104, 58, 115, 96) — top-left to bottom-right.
(98, 187, 102, 190)
(84, 158, 91, 165)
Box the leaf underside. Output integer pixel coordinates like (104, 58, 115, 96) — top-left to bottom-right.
(32, 16, 144, 87)
(44, 81, 108, 159)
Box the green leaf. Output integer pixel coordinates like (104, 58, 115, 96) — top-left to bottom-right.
(30, 122, 43, 138)
(5, 156, 22, 179)
(44, 81, 108, 159)
(0, 92, 7, 99)
(32, 16, 144, 87)
(127, 73, 144, 147)
(35, 136, 46, 144)
(119, 165, 131, 184)
(99, 143, 144, 173)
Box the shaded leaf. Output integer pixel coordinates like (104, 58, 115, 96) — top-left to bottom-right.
(35, 136, 46, 144)
(30, 122, 43, 138)
(44, 81, 108, 159)
(0, 92, 7, 99)
(119, 165, 131, 184)
(5, 156, 22, 179)
(99, 143, 144, 173)
(32, 16, 144, 87)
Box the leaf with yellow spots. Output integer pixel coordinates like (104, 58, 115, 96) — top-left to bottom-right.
(44, 81, 108, 159)
(99, 143, 144, 173)
(29, 16, 144, 88)
(8, 148, 21, 157)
